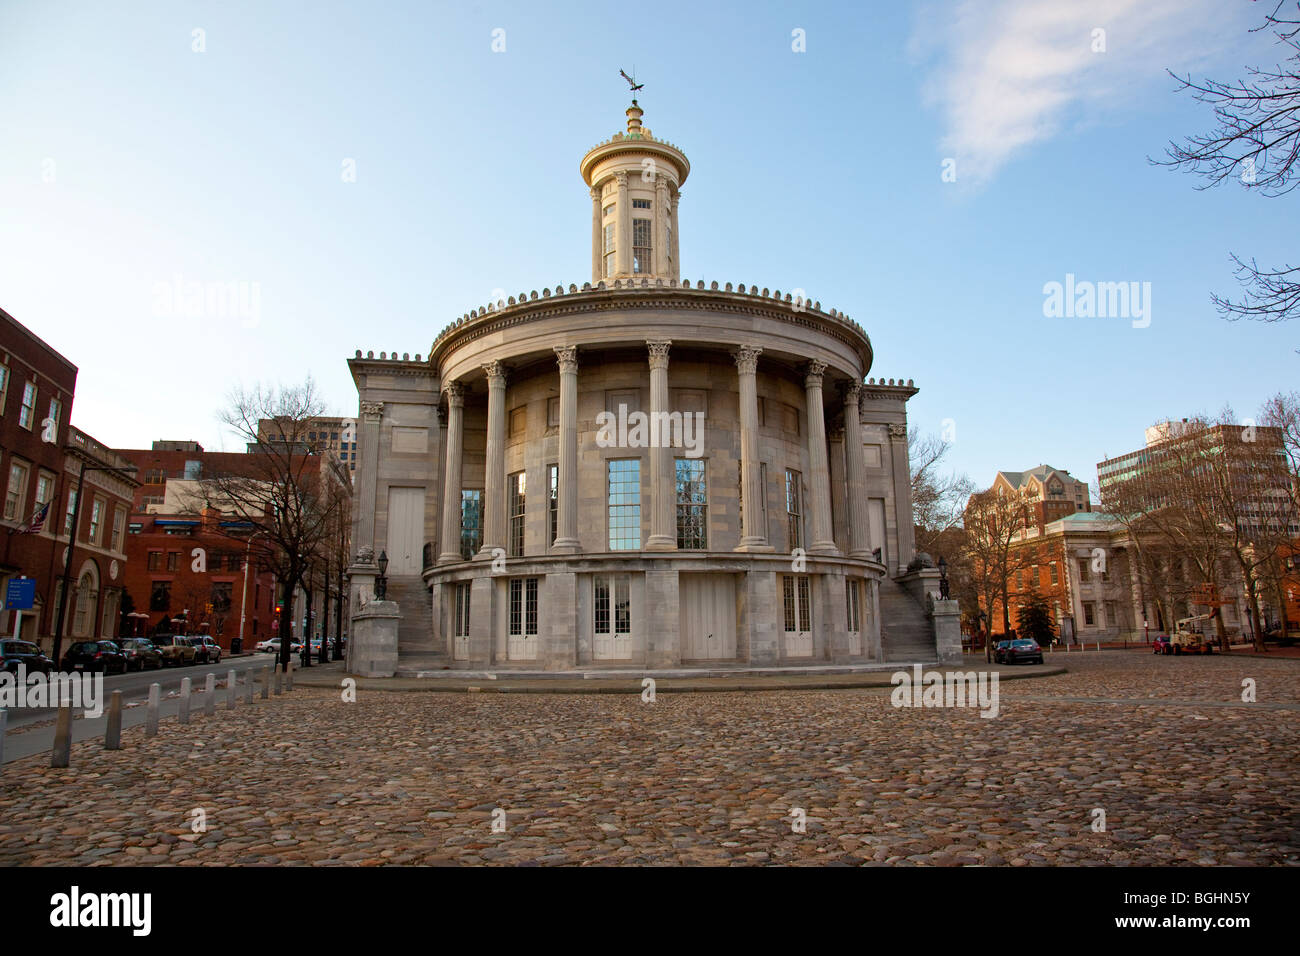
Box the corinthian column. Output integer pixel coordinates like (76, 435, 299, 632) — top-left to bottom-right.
(552, 346, 581, 554)
(476, 361, 507, 561)
(804, 360, 838, 555)
(437, 383, 465, 563)
(841, 383, 871, 559)
(590, 185, 602, 283)
(654, 176, 669, 276)
(734, 347, 772, 551)
(355, 400, 384, 560)
(615, 171, 630, 277)
(644, 340, 676, 551)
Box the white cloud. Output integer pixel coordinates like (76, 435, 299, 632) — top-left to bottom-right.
(912, 0, 1232, 184)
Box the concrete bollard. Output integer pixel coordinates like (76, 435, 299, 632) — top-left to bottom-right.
(204, 673, 216, 716)
(261, 666, 270, 699)
(146, 683, 161, 737)
(179, 677, 192, 724)
(51, 700, 72, 768)
(228, 669, 238, 709)
(286, 662, 294, 691)
(245, 670, 254, 704)
(274, 668, 283, 695)
(105, 690, 123, 750)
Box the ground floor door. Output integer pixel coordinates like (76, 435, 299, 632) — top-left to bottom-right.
(593, 573, 632, 660)
(679, 573, 737, 660)
(452, 582, 471, 660)
(783, 575, 813, 657)
(506, 577, 538, 661)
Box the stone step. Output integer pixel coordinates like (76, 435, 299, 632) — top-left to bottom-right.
(878, 578, 938, 663)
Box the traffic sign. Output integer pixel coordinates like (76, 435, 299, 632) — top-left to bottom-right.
(5, 578, 36, 610)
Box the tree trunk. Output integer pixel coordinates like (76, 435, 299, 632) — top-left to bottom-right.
(278, 571, 297, 673)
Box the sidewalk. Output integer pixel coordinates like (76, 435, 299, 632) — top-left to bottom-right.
(291, 660, 1067, 694)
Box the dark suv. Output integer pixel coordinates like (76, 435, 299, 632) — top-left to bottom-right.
(0, 638, 53, 676)
(60, 640, 128, 674)
(119, 638, 163, 671)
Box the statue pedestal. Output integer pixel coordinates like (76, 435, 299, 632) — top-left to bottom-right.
(351, 600, 399, 677)
(930, 597, 963, 664)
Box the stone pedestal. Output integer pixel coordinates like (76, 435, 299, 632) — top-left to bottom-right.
(896, 568, 942, 608)
(930, 597, 963, 664)
(351, 600, 400, 677)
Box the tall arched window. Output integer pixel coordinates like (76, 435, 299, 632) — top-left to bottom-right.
(73, 571, 98, 638)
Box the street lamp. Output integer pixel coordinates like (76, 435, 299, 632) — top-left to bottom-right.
(937, 555, 950, 600)
(52, 457, 138, 665)
(375, 551, 389, 601)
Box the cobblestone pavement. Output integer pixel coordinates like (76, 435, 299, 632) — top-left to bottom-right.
(1, 652, 1296, 866)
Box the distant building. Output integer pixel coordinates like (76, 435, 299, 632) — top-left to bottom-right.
(990, 464, 1091, 531)
(0, 307, 137, 653)
(257, 416, 357, 476)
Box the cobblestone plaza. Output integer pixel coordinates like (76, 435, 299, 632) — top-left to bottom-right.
(1, 653, 1295, 866)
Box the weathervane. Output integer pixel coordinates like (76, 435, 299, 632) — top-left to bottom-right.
(619, 68, 644, 93)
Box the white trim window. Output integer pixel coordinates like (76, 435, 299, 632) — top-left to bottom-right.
(593, 573, 632, 660)
(18, 381, 37, 430)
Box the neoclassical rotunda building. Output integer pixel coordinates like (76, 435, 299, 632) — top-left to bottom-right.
(347, 102, 959, 675)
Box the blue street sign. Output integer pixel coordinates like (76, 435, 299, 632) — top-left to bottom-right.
(5, 578, 35, 610)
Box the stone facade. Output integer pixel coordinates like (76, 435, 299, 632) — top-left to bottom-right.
(346, 104, 946, 673)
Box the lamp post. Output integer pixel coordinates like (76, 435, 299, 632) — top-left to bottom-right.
(236, 530, 264, 655)
(52, 458, 137, 665)
(375, 550, 389, 601)
(937, 555, 950, 600)
(301, 557, 313, 668)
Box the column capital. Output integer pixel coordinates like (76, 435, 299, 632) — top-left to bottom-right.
(360, 400, 384, 422)
(733, 345, 762, 375)
(590, 185, 601, 200)
(616, 170, 628, 187)
(840, 381, 862, 407)
(443, 380, 465, 408)
(482, 361, 508, 387)
(888, 423, 908, 441)
(646, 339, 672, 370)
(554, 345, 579, 374)
(804, 359, 828, 389)
(828, 427, 845, 443)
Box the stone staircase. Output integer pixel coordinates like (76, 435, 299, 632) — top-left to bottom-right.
(878, 577, 938, 663)
(385, 576, 435, 656)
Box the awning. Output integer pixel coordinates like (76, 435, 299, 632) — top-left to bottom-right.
(154, 519, 199, 526)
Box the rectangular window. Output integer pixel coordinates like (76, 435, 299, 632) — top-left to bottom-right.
(785, 470, 803, 550)
(88, 497, 104, 544)
(111, 507, 125, 551)
(632, 218, 651, 273)
(846, 579, 861, 633)
(603, 223, 615, 277)
(211, 582, 233, 613)
(166, 551, 179, 571)
(1049, 562, 1059, 585)
(508, 577, 539, 636)
(632, 198, 651, 209)
(548, 463, 558, 546)
(0, 365, 8, 415)
(798, 577, 811, 632)
(5, 461, 29, 520)
(64, 490, 77, 537)
(509, 471, 526, 558)
(675, 458, 707, 549)
(454, 582, 471, 638)
(144, 469, 166, 484)
(460, 489, 483, 560)
(147, 551, 162, 571)
(1083, 601, 1095, 626)
(35, 472, 54, 511)
(18, 382, 37, 430)
(1077, 557, 1090, 582)
(783, 577, 797, 632)
(603, 204, 614, 218)
(150, 581, 171, 612)
(1105, 601, 1118, 628)
(607, 459, 641, 550)
(46, 398, 61, 438)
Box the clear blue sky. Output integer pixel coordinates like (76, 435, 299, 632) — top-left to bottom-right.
(1, 0, 1294, 491)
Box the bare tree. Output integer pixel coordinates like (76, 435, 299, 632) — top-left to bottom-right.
(1153, 1, 1300, 322)
(963, 487, 1032, 660)
(187, 379, 348, 671)
(910, 428, 975, 558)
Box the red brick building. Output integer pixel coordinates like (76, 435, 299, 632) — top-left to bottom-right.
(118, 441, 280, 651)
(0, 307, 138, 654)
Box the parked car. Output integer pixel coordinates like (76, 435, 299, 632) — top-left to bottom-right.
(1003, 639, 1044, 665)
(1153, 634, 1172, 655)
(0, 638, 53, 676)
(194, 636, 222, 664)
(257, 638, 302, 655)
(254, 638, 279, 653)
(153, 635, 198, 667)
(993, 640, 1013, 663)
(60, 640, 128, 674)
(118, 638, 163, 671)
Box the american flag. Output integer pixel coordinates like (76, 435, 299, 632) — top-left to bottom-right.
(20, 501, 50, 534)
